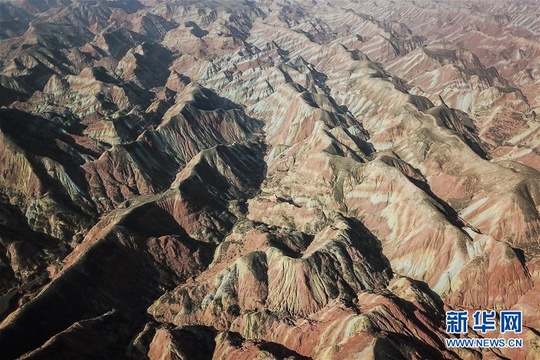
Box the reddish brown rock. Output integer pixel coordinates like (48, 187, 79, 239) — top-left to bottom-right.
(0, 1, 539, 359)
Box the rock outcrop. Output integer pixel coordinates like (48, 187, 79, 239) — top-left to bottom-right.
(0, 1, 539, 359)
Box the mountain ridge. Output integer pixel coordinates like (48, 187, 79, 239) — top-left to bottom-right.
(0, 0, 539, 359)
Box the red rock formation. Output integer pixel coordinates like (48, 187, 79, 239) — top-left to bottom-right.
(0, 1, 539, 359)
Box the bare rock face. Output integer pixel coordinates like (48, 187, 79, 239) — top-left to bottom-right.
(0, 1, 539, 359)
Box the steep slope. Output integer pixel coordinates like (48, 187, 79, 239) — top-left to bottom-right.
(0, 1, 539, 359)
